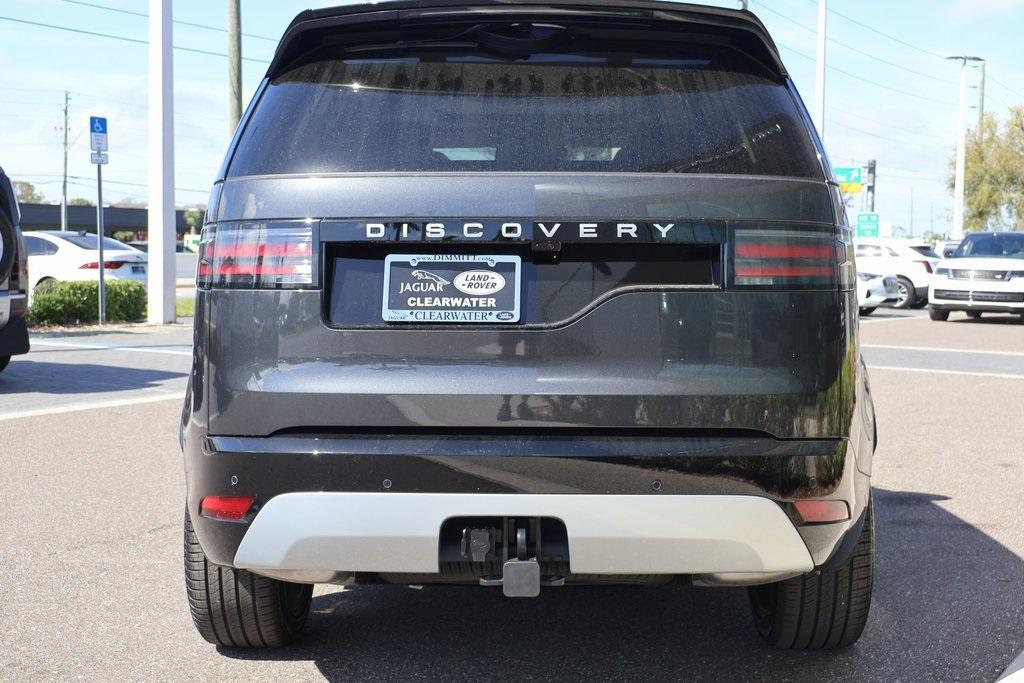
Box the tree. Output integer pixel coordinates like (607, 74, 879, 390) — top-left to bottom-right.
(183, 208, 203, 234)
(953, 106, 1024, 231)
(69, 197, 93, 206)
(112, 197, 146, 209)
(14, 180, 44, 204)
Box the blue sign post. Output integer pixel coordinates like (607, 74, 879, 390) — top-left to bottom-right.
(90, 117, 109, 324)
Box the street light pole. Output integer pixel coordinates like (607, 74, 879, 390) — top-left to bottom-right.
(148, 0, 176, 324)
(947, 56, 983, 240)
(813, 0, 827, 139)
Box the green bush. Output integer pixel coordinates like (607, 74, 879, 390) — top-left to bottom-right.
(28, 280, 147, 325)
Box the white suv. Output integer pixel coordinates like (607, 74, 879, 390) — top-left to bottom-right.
(929, 232, 1024, 321)
(854, 239, 939, 309)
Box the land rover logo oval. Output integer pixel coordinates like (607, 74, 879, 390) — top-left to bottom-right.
(453, 270, 506, 296)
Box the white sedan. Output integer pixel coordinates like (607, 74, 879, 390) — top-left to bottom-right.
(854, 238, 939, 309)
(22, 231, 147, 293)
(857, 272, 900, 316)
(929, 231, 1024, 321)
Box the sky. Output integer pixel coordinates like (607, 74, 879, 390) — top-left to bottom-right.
(1, 0, 1023, 236)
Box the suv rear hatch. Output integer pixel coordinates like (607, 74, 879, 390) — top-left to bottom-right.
(197, 3, 855, 440)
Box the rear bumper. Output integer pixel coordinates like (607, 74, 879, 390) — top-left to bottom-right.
(233, 492, 813, 580)
(184, 432, 871, 580)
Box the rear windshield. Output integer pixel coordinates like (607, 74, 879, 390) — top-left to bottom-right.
(954, 233, 1024, 259)
(910, 245, 939, 258)
(229, 42, 821, 178)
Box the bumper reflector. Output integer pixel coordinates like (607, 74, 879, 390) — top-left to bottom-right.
(793, 500, 850, 524)
(200, 496, 255, 521)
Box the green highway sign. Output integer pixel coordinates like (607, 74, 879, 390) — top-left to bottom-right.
(833, 167, 862, 184)
(856, 212, 880, 238)
(834, 166, 863, 194)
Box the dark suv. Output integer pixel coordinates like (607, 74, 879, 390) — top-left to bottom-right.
(182, 0, 876, 651)
(0, 167, 29, 373)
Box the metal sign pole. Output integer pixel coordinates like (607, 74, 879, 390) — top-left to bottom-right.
(96, 161, 106, 325)
(90, 115, 109, 325)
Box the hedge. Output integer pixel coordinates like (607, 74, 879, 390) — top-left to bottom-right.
(28, 280, 147, 325)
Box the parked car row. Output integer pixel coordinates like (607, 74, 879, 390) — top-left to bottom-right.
(854, 238, 939, 310)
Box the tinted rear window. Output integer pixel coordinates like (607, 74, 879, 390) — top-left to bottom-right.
(229, 41, 820, 178)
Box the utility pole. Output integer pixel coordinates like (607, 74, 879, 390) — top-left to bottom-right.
(947, 56, 983, 240)
(228, 0, 242, 131)
(149, 0, 176, 324)
(865, 159, 876, 212)
(977, 61, 986, 129)
(813, 0, 827, 138)
(60, 91, 70, 232)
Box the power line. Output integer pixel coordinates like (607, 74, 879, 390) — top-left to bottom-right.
(825, 118, 950, 149)
(55, 0, 278, 42)
(782, 45, 956, 107)
(0, 15, 270, 64)
(757, 4, 956, 85)
(17, 171, 209, 194)
(797, 0, 947, 60)
(987, 75, 1024, 101)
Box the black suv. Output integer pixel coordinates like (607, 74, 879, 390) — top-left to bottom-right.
(0, 167, 29, 373)
(182, 0, 876, 651)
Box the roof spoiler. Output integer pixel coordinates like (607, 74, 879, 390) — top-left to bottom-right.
(265, 0, 787, 79)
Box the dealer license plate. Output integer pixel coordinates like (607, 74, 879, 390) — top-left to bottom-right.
(382, 254, 521, 323)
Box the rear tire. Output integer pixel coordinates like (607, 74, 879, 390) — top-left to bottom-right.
(748, 498, 874, 650)
(929, 308, 950, 321)
(859, 307, 876, 316)
(184, 511, 313, 648)
(0, 355, 9, 374)
(893, 277, 916, 309)
(966, 311, 982, 319)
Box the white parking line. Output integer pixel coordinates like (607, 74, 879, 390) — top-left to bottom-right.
(30, 339, 192, 356)
(869, 365, 1024, 380)
(0, 392, 184, 421)
(864, 344, 1024, 357)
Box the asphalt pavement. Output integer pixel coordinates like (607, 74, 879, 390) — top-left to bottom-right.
(1, 309, 1022, 681)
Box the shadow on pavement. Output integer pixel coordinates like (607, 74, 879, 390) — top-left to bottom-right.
(0, 360, 185, 394)
(219, 488, 1024, 681)
(948, 315, 1024, 325)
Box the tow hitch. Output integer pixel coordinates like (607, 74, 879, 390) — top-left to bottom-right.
(444, 517, 568, 597)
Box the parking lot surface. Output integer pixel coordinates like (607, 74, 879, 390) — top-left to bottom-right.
(1, 310, 1022, 681)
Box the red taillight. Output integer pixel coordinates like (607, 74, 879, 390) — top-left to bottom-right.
(80, 261, 128, 270)
(197, 223, 314, 289)
(200, 495, 255, 521)
(916, 260, 933, 274)
(793, 500, 850, 524)
(733, 228, 846, 289)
